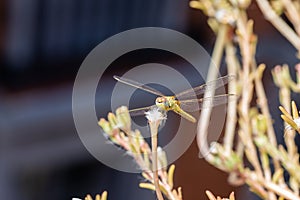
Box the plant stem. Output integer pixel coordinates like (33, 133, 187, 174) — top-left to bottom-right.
(149, 122, 164, 200)
(253, 64, 283, 183)
(261, 179, 300, 200)
(256, 0, 300, 53)
(224, 41, 239, 155)
(276, 67, 298, 159)
(281, 0, 300, 36)
(197, 23, 228, 160)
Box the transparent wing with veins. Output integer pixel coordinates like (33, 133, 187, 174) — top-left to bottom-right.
(175, 75, 235, 100)
(179, 94, 236, 112)
(128, 105, 158, 116)
(113, 75, 164, 97)
(113, 75, 235, 116)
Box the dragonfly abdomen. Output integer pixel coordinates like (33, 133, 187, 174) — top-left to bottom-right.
(172, 104, 196, 123)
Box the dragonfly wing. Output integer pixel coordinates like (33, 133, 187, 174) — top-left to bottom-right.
(175, 75, 235, 100)
(114, 75, 164, 97)
(179, 94, 236, 112)
(129, 105, 157, 116)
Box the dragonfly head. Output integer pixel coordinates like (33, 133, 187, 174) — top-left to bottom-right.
(156, 97, 171, 110)
(156, 96, 176, 110)
(155, 97, 166, 109)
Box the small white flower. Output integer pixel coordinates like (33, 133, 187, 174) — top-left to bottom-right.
(294, 118, 300, 127)
(280, 102, 300, 134)
(145, 107, 167, 122)
(215, 9, 236, 25)
(286, 117, 300, 132)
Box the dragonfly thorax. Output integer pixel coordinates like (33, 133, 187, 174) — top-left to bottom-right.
(155, 96, 179, 111)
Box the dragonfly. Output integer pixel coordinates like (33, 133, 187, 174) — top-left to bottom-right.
(114, 75, 235, 123)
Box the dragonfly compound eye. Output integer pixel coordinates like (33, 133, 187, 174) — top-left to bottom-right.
(156, 97, 165, 104)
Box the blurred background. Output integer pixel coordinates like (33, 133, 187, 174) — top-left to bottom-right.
(0, 1, 299, 200)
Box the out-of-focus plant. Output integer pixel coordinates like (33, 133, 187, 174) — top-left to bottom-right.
(257, 0, 300, 58)
(189, 0, 300, 199)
